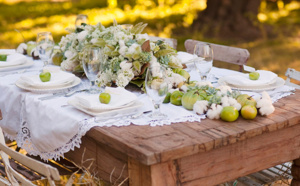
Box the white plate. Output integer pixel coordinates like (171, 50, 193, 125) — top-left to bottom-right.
(68, 99, 144, 117)
(218, 77, 285, 91)
(15, 76, 81, 92)
(0, 58, 34, 72)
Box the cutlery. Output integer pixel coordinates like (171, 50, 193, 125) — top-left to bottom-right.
(39, 89, 88, 101)
(94, 110, 152, 123)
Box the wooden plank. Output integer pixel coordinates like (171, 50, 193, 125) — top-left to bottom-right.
(128, 157, 151, 186)
(170, 123, 300, 185)
(64, 135, 129, 184)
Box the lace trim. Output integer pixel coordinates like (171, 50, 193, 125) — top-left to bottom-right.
(11, 113, 205, 160)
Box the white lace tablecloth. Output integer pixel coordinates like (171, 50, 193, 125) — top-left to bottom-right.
(0, 55, 295, 160)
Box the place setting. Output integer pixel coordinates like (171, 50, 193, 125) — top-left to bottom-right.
(15, 67, 81, 92)
(0, 49, 34, 72)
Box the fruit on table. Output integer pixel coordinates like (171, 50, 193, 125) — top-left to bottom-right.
(52, 52, 64, 66)
(182, 90, 206, 110)
(0, 54, 7, 61)
(170, 90, 184, 106)
(241, 105, 257, 120)
(173, 68, 190, 82)
(26, 42, 36, 57)
(220, 106, 239, 122)
(99, 93, 111, 104)
(249, 71, 260, 80)
(39, 72, 51, 82)
(163, 92, 171, 103)
(236, 94, 256, 107)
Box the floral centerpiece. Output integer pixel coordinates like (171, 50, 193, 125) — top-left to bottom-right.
(58, 21, 186, 88)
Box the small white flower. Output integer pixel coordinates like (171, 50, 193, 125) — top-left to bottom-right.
(77, 31, 88, 41)
(193, 100, 209, 115)
(195, 81, 213, 88)
(120, 60, 132, 71)
(217, 85, 232, 95)
(16, 43, 27, 54)
(207, 104, 223, 119)
(136, 33, 149, 41)
(256, 91, 275, 116)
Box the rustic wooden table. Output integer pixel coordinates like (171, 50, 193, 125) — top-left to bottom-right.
(65, 90, 300, 186)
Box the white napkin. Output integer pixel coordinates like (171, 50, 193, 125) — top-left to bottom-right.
(177, 51, 196, 64)
(0, 49, 16, 55)
(76, 87, 137, 111)
(223, 70, 278, 87)
(21, 71, 75, 88)
(0, 53, 27, 67)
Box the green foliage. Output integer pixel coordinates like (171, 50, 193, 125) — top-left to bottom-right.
(130, 22, 148, 34)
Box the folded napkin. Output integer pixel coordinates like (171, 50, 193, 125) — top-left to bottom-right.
(223, 70, 278, 87)
(177, 51, 196, 64)
(0, 53, 27, 67)
(76, 87, 137, 111)
(0, 49, 16, 55)
(21, 71, 75, 88)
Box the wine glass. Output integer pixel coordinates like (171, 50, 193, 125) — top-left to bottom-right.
(193, 43, 213, 81)
(145, 65, 169, 119)
(36, 32, 54, 67)
(75, 14, 89, 27)
(82, 47, 102, 94)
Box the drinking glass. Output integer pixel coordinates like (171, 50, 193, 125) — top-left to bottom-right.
(82, 48, 102, 94)
(75, 14, 89, 27)
(36, 32, 55, 67)
(145, 65, 169, 119)
(193, 43, 213, 81)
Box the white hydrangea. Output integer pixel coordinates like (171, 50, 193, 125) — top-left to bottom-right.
(77, 31, 88, 41)
(217, 85, 232, 96)
(256, 91, 275, 116)
(116, 70, 134, 87)
(165, 72, 186, 88)
(206, 104, 223, 119)
(120, 60, 132, 71)
(136, 33, 149, 41)
(193, 100, 209, 115)
(221, 96, 241, 110)
(118, 40, 128, 56)
(169, 55, 183, 68)
(195, 81, 213, 88)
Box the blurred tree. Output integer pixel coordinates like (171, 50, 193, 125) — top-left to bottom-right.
(193, 0, 262, 41)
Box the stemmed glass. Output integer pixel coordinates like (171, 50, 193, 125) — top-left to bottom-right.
(193, 43, 213, 81)
(82, 47, 102, 94)
(36, 32, 54, 67)
(145, 65, 169, 119)
(75, 14, 89, 27)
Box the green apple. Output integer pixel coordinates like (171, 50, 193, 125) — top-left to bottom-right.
(236, 94, 256, 107)
(163, 92, 171, 103)
(99, 93, 111, 104)
(220, 106, 239, 122)
(249, 72, 260, 80)
(170, 90, 184, 106)
(173, 68, 190, 82)
(39, 72, 51, 82)
(0, 54, 7, 61)
(52, 52, 64, 66)
(241, 105, 257, 120)
(26, 42, 37, 57)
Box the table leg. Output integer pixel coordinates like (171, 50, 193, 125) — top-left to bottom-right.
(292, 159, 300, 185)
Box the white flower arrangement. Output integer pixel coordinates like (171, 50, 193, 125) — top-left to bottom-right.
(58, 21, 184, 88)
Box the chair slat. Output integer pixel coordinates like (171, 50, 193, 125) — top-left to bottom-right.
(184, 39, 250, 72)
(285, 68, 300, 89)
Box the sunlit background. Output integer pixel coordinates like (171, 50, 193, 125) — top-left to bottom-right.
(1, 0, 300, 78)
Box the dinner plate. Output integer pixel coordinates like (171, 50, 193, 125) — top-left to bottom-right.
(68, 99, 144, 117)
(218, 77, 285, 91)
(0, 58, 34, 72)
(15, 76, 81, 92)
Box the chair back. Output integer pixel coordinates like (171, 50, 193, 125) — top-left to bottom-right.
(149, 36, 177, 49)
(184, 39, 250, 72)
(285, 68, 300, 89)
(0, 113, 61, 186)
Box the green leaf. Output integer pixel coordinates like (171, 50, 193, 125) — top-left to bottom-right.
(131, 22, 148, 34)
(93, 38, 106, 47)
(154, 49, 176, 58)
(130, 79, 145, 87)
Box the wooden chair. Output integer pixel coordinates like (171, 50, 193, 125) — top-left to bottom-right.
(184, 39, 250, 72)
(285, 68, 300, 89)
(0, 110, 61, 186)
(149, 36, 178, 49)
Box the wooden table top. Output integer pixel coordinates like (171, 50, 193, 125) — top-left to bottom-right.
(86, 90, 300, 166)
